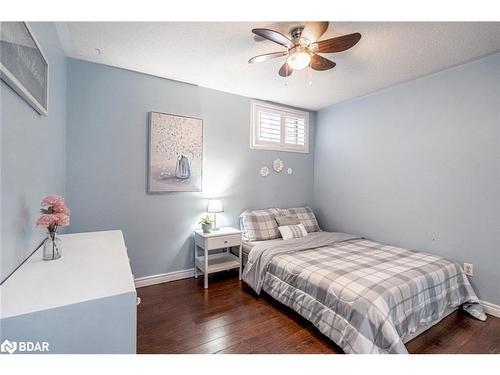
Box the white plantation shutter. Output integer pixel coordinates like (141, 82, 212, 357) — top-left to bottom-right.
(251, 101, 309, 153)
(284, 115, 306, 146)
(258, 111, 281, 143)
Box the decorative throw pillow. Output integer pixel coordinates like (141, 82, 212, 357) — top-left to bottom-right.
(278, 224, 308, 240)
(283, 207, 320, 233)
(275, 215, 301, 227)
(239, 208, 282, 241)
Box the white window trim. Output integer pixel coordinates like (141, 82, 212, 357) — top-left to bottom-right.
(250, 100, 309, 154)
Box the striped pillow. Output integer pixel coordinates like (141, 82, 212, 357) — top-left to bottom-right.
(278, 224, 308, 240)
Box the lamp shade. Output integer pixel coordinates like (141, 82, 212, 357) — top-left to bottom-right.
(207, 199, 223, 213)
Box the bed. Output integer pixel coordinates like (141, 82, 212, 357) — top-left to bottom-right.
(239, 208, 486, 354)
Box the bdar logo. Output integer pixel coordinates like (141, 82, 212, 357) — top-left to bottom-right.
(0, 340, 49, 353)
(1, 340, 17, 354)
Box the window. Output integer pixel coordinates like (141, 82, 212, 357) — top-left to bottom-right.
(251, 100, 309, 153)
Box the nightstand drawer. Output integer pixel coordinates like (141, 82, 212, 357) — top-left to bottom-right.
(206, 234, 241, 250)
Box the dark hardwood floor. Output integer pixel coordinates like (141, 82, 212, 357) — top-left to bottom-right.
(137, 270, 500, 354)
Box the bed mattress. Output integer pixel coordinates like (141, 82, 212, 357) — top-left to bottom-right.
(242, 232, 485, 354)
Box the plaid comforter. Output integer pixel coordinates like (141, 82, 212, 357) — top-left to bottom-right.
(242, 232, 485, 354)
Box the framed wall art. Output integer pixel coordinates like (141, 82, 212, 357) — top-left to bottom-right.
(148, 111, 203, 192)
(0, 22, 49, 115)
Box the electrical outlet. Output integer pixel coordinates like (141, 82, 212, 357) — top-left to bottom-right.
(463, 263, 473, 276)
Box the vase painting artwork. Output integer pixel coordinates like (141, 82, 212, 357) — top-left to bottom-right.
(148, 111, 203, 192)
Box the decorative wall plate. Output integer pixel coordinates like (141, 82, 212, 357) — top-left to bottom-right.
(273, 159, 284, 173)
(260, 166, 270, 177)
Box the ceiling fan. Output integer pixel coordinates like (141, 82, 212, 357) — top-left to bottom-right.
(248, 22, 361, 77)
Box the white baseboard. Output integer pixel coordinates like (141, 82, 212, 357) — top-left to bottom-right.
(135, 268, 194, 288)
(481, 300, 500, 318)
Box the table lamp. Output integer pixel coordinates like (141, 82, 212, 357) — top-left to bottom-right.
(207, 199, 223, 231)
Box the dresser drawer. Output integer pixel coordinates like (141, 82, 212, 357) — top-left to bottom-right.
(206, 234, 241, 250)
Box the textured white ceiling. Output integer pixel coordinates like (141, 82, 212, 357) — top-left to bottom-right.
(57, 22, 500, 110)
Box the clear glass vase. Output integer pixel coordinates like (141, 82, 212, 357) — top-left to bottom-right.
(43, 234, 62, 261)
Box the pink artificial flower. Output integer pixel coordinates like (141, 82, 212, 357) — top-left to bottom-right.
(54, 213, 70, 226)
(36, 213, 70, 229)
(37, 195, 70, 232)
(52, 204, 70, 215)
(36, 214, 57, 228)
(40, 195, 70, 214)
(41, 195, 65, 208)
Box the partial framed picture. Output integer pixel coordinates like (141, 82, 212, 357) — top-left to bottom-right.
(0, 22, 49, 115)
(148, 111, 203, 192)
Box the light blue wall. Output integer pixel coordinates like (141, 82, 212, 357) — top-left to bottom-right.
(66, 59, 315, 278)
(1, 22, 67, 283)
(314, 53, 500, 304)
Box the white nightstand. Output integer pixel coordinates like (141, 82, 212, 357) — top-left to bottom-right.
(194, 227, 242, 289)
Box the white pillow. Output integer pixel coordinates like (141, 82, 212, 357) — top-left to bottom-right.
(278, 223, 308, 240)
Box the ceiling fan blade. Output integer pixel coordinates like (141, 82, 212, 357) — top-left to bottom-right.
(310, 54, 336, 71)
(248, 51, 288, 64)
(312, 32, 361, 53)
(301, 22, 329, 43)
(279, 62, 293, 77)
(252, 28, 293, 48)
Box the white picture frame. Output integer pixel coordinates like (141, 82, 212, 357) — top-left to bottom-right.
(0, 22, 49, 115)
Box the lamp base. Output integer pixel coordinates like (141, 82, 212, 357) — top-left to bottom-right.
(212, 213, 220, 231)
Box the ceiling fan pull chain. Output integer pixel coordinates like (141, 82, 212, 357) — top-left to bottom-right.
(309, 65, 313, 86)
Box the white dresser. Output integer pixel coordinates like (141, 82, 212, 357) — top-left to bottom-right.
(0, 230, 136, 354)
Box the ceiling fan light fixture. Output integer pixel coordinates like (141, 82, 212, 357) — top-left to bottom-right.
(249, 24, 361, 77)
(286, 46, 311, 71)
